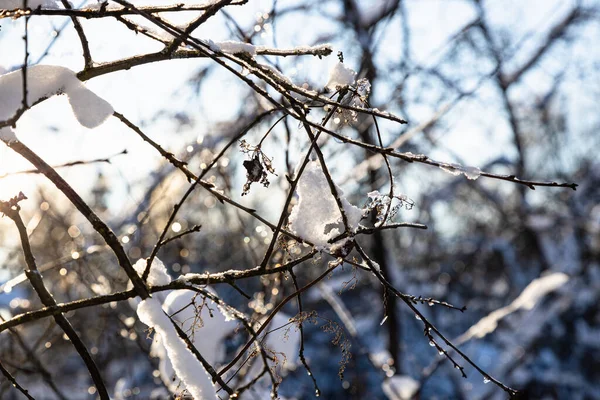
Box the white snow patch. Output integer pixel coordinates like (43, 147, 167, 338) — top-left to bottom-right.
(211, 40, 256, 56)
(326, 62, 356, 91)
(382, 375, 420, 400)
(288, 161, 363, 247)
(278, 43, 332, 53)
(458, 272, 569, 342)
(132, 257, 171, 287)
(0, 65, 113, 129)
(137, 298, 217, 400)
(150, 289, 233, 395)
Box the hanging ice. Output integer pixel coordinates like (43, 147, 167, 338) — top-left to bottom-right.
(438, 161, 481, 181)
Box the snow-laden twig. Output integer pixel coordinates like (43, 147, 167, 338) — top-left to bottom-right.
(137, 298, 218, 400)
(456, 273, 569, 343)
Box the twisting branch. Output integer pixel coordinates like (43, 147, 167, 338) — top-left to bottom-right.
(170, 319, 234, 395)
(4, 141, 150, 299)
(0, 196, 110, 400)
(0, 314, 70, 400)
(258, 101, 342, 270)
(59, 0, 93, 69)
(295, 117, 578, 190)
(119, 110, 276, 281)
(0, 2, 585, 399)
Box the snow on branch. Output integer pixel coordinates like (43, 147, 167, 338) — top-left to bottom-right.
(288, 161, 363, 248)
(137, 298, 218, 400)
(457, 272, 569, 343)
(0, 65, 113, 131)
(150, 289, 233, 395)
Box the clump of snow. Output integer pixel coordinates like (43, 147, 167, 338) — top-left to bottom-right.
(438, 161, 481, 181)
(128, 257, 171, 309)
(137, 298, 217, 400)
(3, 0, 59, 9)
(288, 161, 363, 247)
(150, 289, 233, 395)
(132, 257, 171, 287)
(211, 40, 257, 56)
(326, 62, 356, 91)
(0, 65, 113, 129)
(458, 272, 569, 342)
(382, 375, 420, 400)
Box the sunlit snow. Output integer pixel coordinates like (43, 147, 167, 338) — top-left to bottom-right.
(458, 272, 569, 341)
(137, 297, 217, 400)
(0, 65, 113, 131)
(288, 161, 363, 247)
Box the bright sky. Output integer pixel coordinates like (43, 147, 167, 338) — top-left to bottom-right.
(0, 0, 593, 255)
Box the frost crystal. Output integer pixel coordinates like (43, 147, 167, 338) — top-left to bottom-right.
(439, 163, 462, 176)
(365, 191, 414, 225)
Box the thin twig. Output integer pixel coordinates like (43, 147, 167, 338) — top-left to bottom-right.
(0, 149, 127, 179)
(0, 359, 34, 400)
